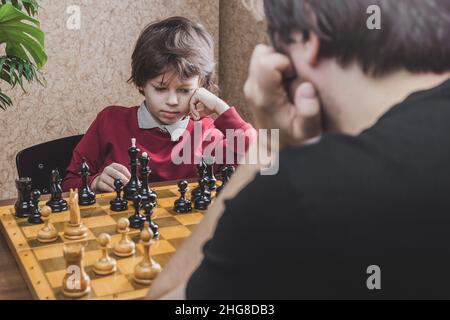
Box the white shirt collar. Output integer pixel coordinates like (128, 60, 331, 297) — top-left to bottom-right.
(137, 102, 189, 142)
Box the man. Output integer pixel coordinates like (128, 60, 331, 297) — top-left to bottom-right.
(148, 0, 450, 299)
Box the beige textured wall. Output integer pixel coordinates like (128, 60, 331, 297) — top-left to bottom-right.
(0, 0, 219, 200)
(218, 0, 267, 122)
(0, 0, 268, 200)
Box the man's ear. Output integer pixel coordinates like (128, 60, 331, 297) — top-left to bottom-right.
(291, 32, 321, 67)
(306, 33, 320, 66)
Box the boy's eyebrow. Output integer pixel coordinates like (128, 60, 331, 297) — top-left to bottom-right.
(151, 82, 168, 87)
(151, 80, 196, 87)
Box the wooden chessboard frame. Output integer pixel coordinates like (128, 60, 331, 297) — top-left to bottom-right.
(0, 182, 206, 300)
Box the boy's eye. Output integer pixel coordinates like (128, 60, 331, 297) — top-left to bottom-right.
(179, 89, 194, 94)
(154, 87, 167, 92)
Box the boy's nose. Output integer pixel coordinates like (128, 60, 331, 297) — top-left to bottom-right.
(166, 92, 179, 106)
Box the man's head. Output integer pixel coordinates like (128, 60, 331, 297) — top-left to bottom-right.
(128, 16, 216, 125)
(264, 0, 450, 133)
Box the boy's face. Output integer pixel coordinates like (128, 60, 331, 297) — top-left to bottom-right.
(141, 70, 200, 125)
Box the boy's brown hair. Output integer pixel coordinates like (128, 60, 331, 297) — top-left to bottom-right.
(264, 0, 450, 77)
(129, 16, 216, 94)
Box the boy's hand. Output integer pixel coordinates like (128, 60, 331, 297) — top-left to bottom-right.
(189, 88, 230, 120)
(244, 44, 322, 148)
(91, 163, 131, 193)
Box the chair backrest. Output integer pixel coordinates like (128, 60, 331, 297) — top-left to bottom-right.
(16, 135, 84, 194)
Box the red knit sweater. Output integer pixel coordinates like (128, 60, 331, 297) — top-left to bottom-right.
(62, 106, 254, 191)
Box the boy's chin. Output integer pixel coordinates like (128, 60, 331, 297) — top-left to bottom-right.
(157, 115, 186, 126)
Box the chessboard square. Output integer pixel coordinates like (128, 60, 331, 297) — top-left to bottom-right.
(157, 197, 177, 208)
(27, 235, 63, 250)
(167, 238, 186, 250)
(83, 238, 102, 251)
(185, 224, 198, 232)
(84, 250, 102, 266)
(16, 219, 30, 228)
(81, 207, 109, 219)
(174, 213, 204, 226)
(135, 239, 175, 256)
(153, 253, 173, 268)
(83, 215, 116, 229)
(90, 224, 118, 238)
(39, 256, 66, 273)
(116, 256, 141, 275)
(46, 269, 66, 288)
(109, 211, 133, 222)
(78, 203, 99, 211)
(151, 239, 176, 255)
(153, 208, 171, 219)
(49, 212, 70, 223)
(91, 274, 134, 297)
(34, 245, 64, 260)
(156, 189, 178, 198)
(153, 217, 181, 228)
(96, 197, 112, 206)
(22, 224, 43, 239)
(158, 225, 191, 240)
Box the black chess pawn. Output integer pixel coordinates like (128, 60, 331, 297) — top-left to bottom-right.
(143, 202, 159, 239)
(194, 177, 211, 210)
(174, 180, 192, 214)
(216, 165, 235, 196)
(204, 156, 217, 190)
(110, 179, 128, 212)
(28, 189, 44, 224)
(15, 177, 33, 218)
(78, 158, 96, 206)
(191, 157, 207, 201)
(124, 138, 142, 200)
(128, 192, 145, 229)
(138, 152, 157, 208)
(46, 169, 68, 212)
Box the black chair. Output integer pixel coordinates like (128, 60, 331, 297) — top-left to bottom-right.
(16, 135, 84, 194)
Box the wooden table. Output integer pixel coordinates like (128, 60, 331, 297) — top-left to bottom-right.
(0, 198, 32, 299)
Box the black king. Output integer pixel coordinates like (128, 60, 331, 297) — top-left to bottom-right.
(124, 138, 141, 200)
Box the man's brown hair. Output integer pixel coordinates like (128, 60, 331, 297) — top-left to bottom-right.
(129, 16, 216, 94)
(264, 0, 450, 76)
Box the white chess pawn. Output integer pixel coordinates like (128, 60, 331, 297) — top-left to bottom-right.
(114, 218, 135, 257)
(134, 221, 161, 285)
(94, 233, 117, 276)
(37, 206, 58, 243)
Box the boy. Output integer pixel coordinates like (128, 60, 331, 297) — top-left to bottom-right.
(63, 17, 254, 193)
(148, 0, 450, 299)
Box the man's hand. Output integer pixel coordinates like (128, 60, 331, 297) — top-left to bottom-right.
(244, 44, 322, 148)
(91, 163, 131, 193)
(189, 88, 230, 120)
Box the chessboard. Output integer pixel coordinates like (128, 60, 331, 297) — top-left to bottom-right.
(0, 182, 207, 300)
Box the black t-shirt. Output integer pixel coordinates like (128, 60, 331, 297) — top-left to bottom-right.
(187, 79, 450, 299)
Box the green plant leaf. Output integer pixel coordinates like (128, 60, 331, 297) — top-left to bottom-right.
(0, 91, 13, 110)
(0, 55, 44, 93)
(1, 0, 40, 16)
(0, 3, 47, 68)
